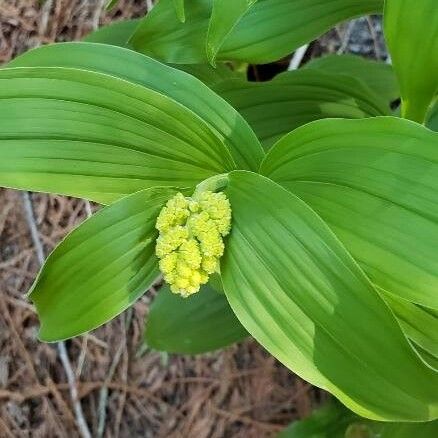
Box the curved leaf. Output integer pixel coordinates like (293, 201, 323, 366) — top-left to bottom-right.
(130, 0, 383, 64)
(380, 289, 438, 370)
(262, 117, 438, 309)
(83, 19, 140, 47)
(146, 283, 247, 354)
(30, 187, 175, 342)
(384, 0, 438, 123)
(222, 171, 438, 421)
(213, 70, 389, 149)
(0, 66, 236, 204)
(9, 43, 263, 172)
(304, 54, 399, 104)
(206, 0, 257, 65)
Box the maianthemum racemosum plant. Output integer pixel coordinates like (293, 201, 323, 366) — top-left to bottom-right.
(1, 0, 438, 426)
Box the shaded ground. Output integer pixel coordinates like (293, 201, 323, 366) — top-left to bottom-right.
(0, 1, 384, 437)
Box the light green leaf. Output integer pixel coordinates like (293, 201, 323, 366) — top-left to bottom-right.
(173, 0, 185, 22)
(83, 19, 140, 47)
(0, 66, 236, 204)
(9, 43, 263, 172)
(262, 117, 438, 309)
(206, 0, 257, 65)
(213, 69, 389, 149)
(380, 289, 438, 369)
(222, 170, 438, 421)
(384, 0, 438, 123)
(30, 187, 175, 341)
(130, 0, 383, 64)
(380, 420, 438, 438)
(146, 283, 247, 354)
(304, 54, 399, 104)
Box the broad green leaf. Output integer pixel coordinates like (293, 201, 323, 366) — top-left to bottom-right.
(146, 283, 247, 354)
(130, 0, 383, 64)
(30, 187, 175, 341)
(83, 19, 140, 47)
(262, 117, 438, 309)
(213, 70, 389, 149)
(130, 0, 211, 64)
(0, 66, 236, 204)
(384, 0, 438, 123)
(380, 289, 438, 369)
(206, 0, 257, 65)
(173, 0, 185, 22)
(9, 43, 263, 171)
(85, 22, 241, 87)
(380, 420, 438, 438)
(304, 54, 399, 104)
(222, 171, 438, 421)
(279, 400, 438, 438)
(277, 400, 361, 438)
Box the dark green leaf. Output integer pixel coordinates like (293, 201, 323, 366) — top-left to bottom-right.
(222, 170, 438, 421)
(304, 54, 399, 104)
(83, 19, 140, 47)
(9, 43, 263, 172)
(384, 0, 438, 122)
(130, 0, 383, 64)
(0, 66, 235, 204)
(262, 117, 438, 309)
(146, 283, 247, 354)
(214, 69, 389, 149)
(30, 187, 175, 341)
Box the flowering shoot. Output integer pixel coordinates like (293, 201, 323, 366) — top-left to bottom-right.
(155, 191, 232, 297)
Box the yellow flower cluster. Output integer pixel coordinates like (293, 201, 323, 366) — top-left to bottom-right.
(155, 191, 232, 297)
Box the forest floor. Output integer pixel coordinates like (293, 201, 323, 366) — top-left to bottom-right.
(0, 1, 385, 437)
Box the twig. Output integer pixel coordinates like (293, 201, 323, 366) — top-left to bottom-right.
(21, 192, 92, 438)
(287, 44, 309, 70)
(97, 309, 133, 437)
(337, 19, 356, 54)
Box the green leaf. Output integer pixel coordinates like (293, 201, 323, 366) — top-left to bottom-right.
(222, 170, 438, 421)
(30, 187, 175, 341)
(262, 117, 438, 309)
(206, 0, 257, 65)
(83, 19, 140, 47)
(279, 400, 438, 438)
(0, 66, 235, 204)
(380, 288, 438, 370)
(146, 283, 247, 354)
(106, 0, 120, 10)
(130, 0, 383, 64)
(427, 102, 438, 132)
(384, 0, 438, 123)
(213, 69, 389, 149)
(9, 43, 263, 172)
(171, 62, 243, 86)
(173, 0, 186, 22)
(277, 400, 360, 438)
(304, 54, 399, 104)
